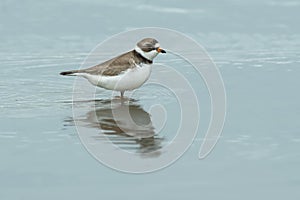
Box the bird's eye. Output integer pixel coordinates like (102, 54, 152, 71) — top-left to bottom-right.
(143, 47, 155, 52)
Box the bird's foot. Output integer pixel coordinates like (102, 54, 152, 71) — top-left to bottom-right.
(113, 95, 129, 102)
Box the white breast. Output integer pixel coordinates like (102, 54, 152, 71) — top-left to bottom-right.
(79, 64, 152, 91)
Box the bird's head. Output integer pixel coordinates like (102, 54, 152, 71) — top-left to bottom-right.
(134, 38, 166, 61)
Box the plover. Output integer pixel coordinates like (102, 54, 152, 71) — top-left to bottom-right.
(60, 38, 166, 97)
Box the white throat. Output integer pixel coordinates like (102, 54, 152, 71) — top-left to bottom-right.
(134, 46, 159, 61)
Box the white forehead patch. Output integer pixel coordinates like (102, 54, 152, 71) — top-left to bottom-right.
(154, 43, 160, 48)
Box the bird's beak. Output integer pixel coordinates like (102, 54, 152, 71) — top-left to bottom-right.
(157, 47, 166, 53)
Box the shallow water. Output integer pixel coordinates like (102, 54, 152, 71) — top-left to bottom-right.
(1, 0, 300, 199)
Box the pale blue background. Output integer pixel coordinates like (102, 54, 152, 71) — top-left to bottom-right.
(1, 0, 300, 199)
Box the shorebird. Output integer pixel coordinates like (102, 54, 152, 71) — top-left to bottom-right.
(60, 38, 166, 98)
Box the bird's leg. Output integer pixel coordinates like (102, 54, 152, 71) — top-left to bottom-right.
(120, 91, 125, 99)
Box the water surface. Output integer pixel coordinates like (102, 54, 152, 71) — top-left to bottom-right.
(1, 0, 300, 199)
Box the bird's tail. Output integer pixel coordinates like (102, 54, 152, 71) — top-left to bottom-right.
(60, 70, 80, 76)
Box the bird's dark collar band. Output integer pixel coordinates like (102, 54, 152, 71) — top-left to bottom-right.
(133, 50, 153, 64)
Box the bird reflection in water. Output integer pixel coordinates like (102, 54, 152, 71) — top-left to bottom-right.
(73, 98, 163, 157)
